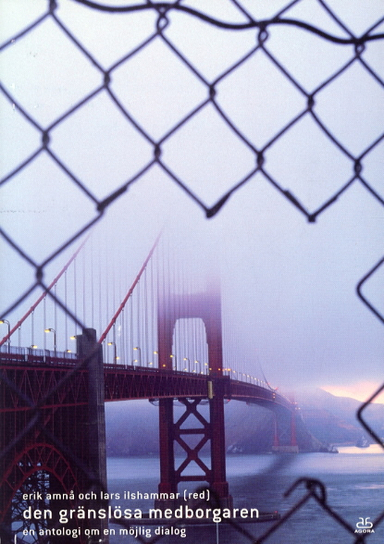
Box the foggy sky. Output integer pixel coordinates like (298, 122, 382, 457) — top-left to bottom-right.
(0, 0, 383, 399)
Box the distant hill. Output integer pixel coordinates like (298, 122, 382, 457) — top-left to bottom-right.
(294, 387, 384, 446)
(105, 388, 384, 456)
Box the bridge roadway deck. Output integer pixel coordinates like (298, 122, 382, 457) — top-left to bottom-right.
(0, 352, 292, 412)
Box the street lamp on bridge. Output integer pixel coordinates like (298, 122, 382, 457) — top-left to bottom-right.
(0, 319, 10, 349)
(44, 328, 57, 354)
(170, 353, 177, 370)
(108, 342, 118, 364)
(153, 350, 159, 368)
(66, 335, 77, 354)
(133, 346, 141, 366)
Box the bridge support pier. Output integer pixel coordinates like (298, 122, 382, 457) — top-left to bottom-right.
(77, 329, 108, 495)
(77, 328, 109, 541)
(209, 380, 231, 507)
(271, 410, 299, 453)
(158, 398, 177, 500)
(157, 387, 232, 510)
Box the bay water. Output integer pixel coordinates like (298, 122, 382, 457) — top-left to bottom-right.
(107, 446, 384, 543)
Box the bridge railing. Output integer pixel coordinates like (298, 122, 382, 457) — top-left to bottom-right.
(0, 346, 78, 364)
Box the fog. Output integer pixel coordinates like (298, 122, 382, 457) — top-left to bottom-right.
(1, 0, 383, 399)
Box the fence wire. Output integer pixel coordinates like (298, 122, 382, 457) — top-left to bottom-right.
(1, 0, 383, 543)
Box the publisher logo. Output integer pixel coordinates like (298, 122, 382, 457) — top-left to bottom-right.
(355, 517, 374, 534)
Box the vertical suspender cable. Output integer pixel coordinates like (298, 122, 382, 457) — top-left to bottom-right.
(136, 280, 140, 362)
(64, 270, 68, 352)
(31, 311, 34, 348)
(54, 283, 57, 344)
(82, 247, 86, 325)
(43, 297, 47, 351)
(73, 256, 77, 338)
(99, 249, 103, 359)
(185, 258, 189, 369)
(113, 256, 116, 362)
(129, 292, 133, 363)
(151, 254, 156, 362)
(105, 249, 109, 338)
(91, 237, 95, 329)
(144, 268, 148, 366)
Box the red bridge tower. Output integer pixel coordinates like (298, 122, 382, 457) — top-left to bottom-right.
(157, 280, 232, 508)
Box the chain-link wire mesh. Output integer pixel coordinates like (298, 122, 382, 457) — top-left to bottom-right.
(1, 0, 383, 542)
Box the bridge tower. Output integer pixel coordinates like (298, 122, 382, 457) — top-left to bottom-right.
(157, 280, 232, 508)
(0, 329, 108, 543)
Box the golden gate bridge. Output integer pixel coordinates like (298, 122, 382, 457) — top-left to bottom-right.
(0, 233, 297, 543)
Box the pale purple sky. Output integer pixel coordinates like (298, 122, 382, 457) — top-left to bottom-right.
(1, 0, 383, 399)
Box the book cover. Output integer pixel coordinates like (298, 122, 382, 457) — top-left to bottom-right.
(1, 1, 383, 543)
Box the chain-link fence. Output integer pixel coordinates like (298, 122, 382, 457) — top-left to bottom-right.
(1, 0, 383, 542)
